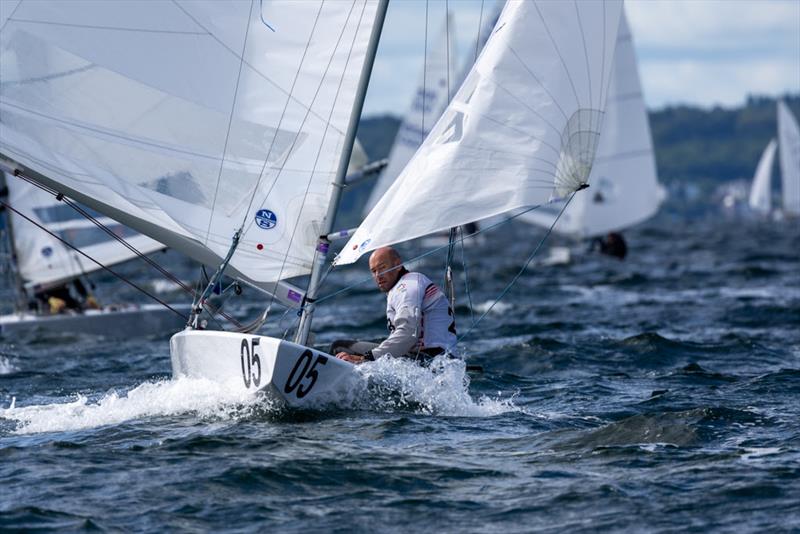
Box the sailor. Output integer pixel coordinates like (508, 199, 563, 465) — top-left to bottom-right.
(590, 231, 627, 260)
(332, 246, 456, 365)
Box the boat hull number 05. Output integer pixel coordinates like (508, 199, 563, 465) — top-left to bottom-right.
(240, 338, 262, 388)
(284, 350, 328, 399)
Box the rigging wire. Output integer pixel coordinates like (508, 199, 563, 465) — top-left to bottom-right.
(456, 190, 578, 344)
(459, 226, 476, 325)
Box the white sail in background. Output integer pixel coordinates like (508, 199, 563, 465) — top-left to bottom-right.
(338, 0, 623, 265)
(349, 139, 369, 175)
(519, 10, 663, 239)
(748, 139, 777, 214)
(777, 101, 800, 215)
(0, 0, 381, 290)
(4, 173, 164, 291)
(363, 14, 458, 215)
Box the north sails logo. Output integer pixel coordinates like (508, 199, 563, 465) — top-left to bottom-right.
(255, 209, 277, 230)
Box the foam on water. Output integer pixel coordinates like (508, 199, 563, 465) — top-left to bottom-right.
(354, 356, 523, 417)
(473, 300, 513, 314)
(0, 356, 16, 375)
(3, 377, 263, 435)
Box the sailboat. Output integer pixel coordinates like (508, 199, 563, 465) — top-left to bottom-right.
(0, 171, 189, 337)
(748, 139, 777, 215)
(0, 0, 622, 407)
(748, 101, 800, 217)
(517, 10, 664, 254)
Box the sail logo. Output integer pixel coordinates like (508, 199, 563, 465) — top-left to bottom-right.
(41, 246, 53, 258)
(255, 209, 277, 230)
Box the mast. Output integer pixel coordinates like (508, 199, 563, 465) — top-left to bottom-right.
(0, 173, 30, 313)
(295, 0, 389, 345)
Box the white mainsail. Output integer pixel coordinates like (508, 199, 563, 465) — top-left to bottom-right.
(748, 139, 777, 214)
(337, 0, 623, 265)
(4, 172, 164, 291)
(518, 10, 663, 239)
(0, 0, 381, 293)
(777, 101, 800, 216)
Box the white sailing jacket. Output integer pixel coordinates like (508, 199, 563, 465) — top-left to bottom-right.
(371, 271, 457, 359)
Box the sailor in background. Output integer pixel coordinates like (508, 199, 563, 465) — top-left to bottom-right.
(590, 231, 628, 260)
(332, 246, 456, 364)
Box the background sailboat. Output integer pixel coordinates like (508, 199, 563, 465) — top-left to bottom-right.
(0, 172, 189, 337)
(745, 101, 800, 218)
(363, 13, 459, 216)
(517, 11, 664, 255)
(748, 139, 777, 215)
(777, 101, 800, 217)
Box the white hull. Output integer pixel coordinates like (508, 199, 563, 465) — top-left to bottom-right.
(170, 330, 356, 408)
(0, 303, 189, 338)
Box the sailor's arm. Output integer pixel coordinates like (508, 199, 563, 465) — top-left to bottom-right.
(368, 312, 419, 359)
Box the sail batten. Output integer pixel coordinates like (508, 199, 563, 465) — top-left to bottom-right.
(517, 10, 663, 240)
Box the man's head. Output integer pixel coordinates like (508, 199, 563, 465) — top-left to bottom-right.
(369, 246, 403, 292)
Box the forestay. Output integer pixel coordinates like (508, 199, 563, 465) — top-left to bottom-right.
(337, 0, 623, 265)
(518, 11, 663, 239)
(777, 101, 800, 216)
(0, 0, 380, 293)
(748, 139, 776, 215)
(4, 172, 164, 291)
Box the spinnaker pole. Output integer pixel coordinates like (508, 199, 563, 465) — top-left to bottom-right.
(295, 0, 389, 346)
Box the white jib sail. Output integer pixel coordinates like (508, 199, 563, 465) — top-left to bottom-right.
(4, 172, 165, 291)
(748, 139, 777, 214)
(0, 0, 380, 290)
(363, 13, 459, 215)
(777, 101, 800, 215)
(518, 10, 664, 239)
(337, 0, 623, 265)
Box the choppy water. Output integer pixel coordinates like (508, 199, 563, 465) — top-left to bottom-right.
(1, 214, 799, 532)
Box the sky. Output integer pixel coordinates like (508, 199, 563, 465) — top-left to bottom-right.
(361, 0, 800, 116)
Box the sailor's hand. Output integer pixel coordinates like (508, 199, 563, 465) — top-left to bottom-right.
(336, 352, 365, 364)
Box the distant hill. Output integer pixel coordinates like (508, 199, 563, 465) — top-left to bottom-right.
(341, 94, 800, 222)
(650, 94, 800, 188)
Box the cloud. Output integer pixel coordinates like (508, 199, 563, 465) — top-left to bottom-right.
(626, 0, 800, 107)
(363, 0, 800, 116)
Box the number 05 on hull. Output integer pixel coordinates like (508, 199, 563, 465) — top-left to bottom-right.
(170, 330, 357, 408)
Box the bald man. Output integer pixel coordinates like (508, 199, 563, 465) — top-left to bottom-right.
(332, 246, 457, 364)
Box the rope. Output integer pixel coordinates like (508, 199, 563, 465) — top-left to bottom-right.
(0, 199, 189, 321)
(456, 190, 577, 343)
(459, 226, 476, 325)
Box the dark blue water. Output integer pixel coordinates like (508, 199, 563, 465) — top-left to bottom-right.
(1, 213, 799, 532)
